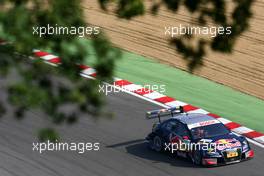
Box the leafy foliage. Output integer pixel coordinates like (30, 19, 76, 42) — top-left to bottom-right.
(0, 0, 120, 141)
(38, 128, 59, 142)
(99, 0, 254, 71)
(0, 0, 254, 140)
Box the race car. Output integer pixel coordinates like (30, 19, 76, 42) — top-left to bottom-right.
(145, 107, 254, 166)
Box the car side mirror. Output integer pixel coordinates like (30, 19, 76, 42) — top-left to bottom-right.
(182, 136, 191, 145)
(183, 136, 189, 140)
(183, 139, 191, 143)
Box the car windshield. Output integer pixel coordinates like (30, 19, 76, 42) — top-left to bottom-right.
(190, 123, 230, 140)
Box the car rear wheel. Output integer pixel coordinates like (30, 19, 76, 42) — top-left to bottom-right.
(153, 136, 163, 152)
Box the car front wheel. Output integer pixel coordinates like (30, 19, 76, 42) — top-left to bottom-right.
(192, 150, 202, 165)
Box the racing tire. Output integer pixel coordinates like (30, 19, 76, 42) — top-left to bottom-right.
(147, 140, 155, 150)
(153, 136, 163, 152)
(192, 150, 202, 165)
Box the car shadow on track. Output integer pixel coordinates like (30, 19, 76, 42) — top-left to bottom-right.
(107, 139, 201, 168)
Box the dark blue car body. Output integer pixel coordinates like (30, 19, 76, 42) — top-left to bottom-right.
(146, 111, 254, 166)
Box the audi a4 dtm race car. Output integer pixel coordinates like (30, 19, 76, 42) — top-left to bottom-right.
(145, 107, 254, 166)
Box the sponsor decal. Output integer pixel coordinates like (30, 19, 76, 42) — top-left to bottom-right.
(188, 120, 220, 129)
(215, 139, 241, 150)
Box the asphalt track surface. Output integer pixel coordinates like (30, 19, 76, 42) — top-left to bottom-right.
(0, 77, 263, 176)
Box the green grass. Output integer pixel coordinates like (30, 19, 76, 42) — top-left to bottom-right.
(85, 41, 264, 133)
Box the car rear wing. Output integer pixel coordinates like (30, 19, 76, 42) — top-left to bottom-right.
(146, 106, 184, 122)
